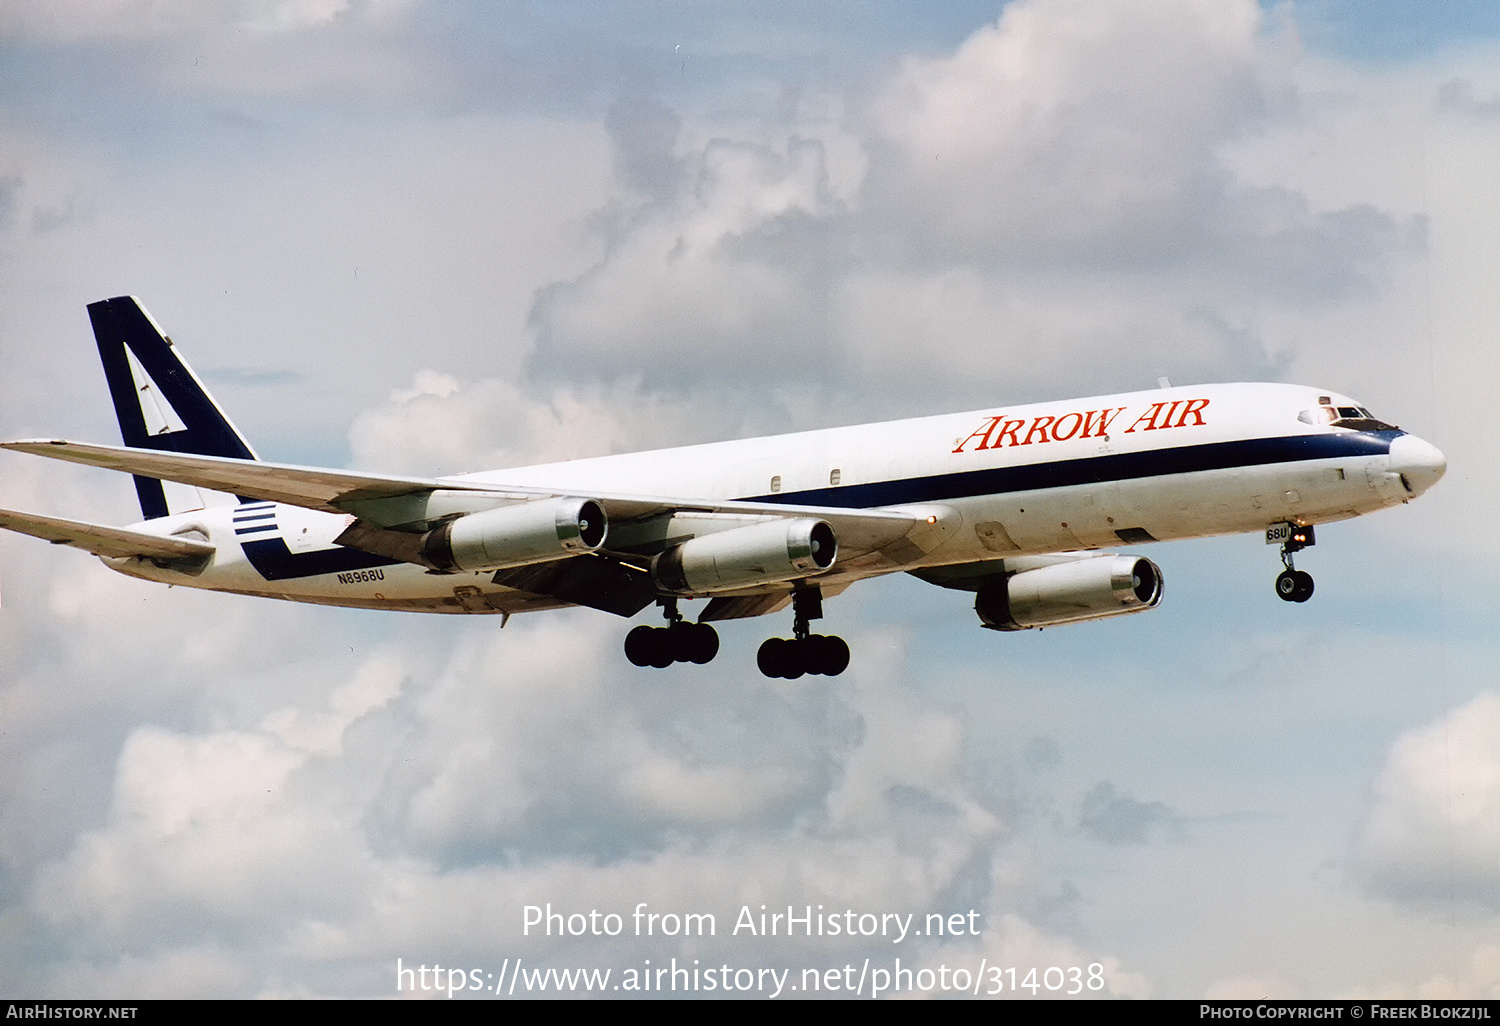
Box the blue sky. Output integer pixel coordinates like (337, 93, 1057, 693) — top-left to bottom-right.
(1290, 0, 1500, 58)
(1, 0, 1496, 999)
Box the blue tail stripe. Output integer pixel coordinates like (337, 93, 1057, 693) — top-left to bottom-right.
(241, 537, 399, 581)
(89, 297, 258, 519)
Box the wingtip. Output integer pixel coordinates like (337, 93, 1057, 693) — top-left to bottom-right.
(2, 438, 73, 450)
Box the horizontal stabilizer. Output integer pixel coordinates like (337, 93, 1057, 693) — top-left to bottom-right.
(0, 508, 215, 561)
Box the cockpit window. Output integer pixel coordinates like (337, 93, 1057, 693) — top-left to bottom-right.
(1298, 405, 1397, 431)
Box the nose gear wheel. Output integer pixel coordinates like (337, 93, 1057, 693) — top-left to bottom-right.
(1274, 525, 1315, 602)
(1275, 568, 1314, 603)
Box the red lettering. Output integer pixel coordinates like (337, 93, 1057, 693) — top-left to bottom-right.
(1081, 407, 1126, 437)
(1051, 411, 1083, 441)
(993, 419, 1025, 447)
(1175, 398, 1209, 427)
(1124, 402, 1168, 433)
(952, 415, 1005, 453)
(1020, 416, 1055, 445)
(953, 403, 1165, 450)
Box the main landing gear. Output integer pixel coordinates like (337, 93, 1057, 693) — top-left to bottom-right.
(1273, 524, 1315, 603)
(624, 598, 720, 667)
(623, 588, 850, 677)
(756, 587, 849, 679)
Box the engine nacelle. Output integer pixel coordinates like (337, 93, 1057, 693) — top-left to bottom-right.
(975, 555, 1163, 631)
(652, 518, 837, 594)
(420, 497, 606, 572)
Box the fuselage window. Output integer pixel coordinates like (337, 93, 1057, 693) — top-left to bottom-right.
(770, 475, 782, 493)
(829, 468, 841, 486)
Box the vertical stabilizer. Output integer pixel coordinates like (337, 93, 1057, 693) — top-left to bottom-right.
(88, 296, 259, 519)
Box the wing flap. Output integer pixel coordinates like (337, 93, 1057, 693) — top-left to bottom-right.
(489, 555, 658, 617)
(699, 593, 794, 621)
(0, 508, 215, 561)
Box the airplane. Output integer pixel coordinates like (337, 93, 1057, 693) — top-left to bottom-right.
(0, 297, 1446, 678)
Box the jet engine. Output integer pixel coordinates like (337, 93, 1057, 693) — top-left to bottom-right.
(975, 554, 1163, 631)
(652, 518, 837, 594)
(420, 497, 606, 572)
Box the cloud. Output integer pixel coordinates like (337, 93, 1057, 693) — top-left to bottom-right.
(1353, 691, 1500, 912)
(1076, 781, 1181, 846)
(42, 946, 253, 1000)
(0, 0, 414, 41)
(0, 176, 21, 233)
(912, 912, 1153, 999)
(842, 0, 1418, 397)
(530, 133, 847, 387)
(1208, 943, 1500, 1000)
(1408, 944, 1500, 1000)
(36, 726, 342, 929)
(862, 0, 1268, 262)
(365, 619, 837, 864)
(347, 370, 779, 476)
(525, 0, 1419, 408)
(18, 610, 1145, 996)
(860, 0, 1415, 289)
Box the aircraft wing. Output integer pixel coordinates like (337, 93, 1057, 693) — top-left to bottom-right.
(1, 439, 944, 561)
(1, 439, 497, 512)
(0, 507, 215, 561)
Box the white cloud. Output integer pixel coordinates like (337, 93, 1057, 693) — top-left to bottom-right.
(44, 945, 252, 1000)
(531, 134, 843, 383)
(1205, 973, 1303, 1000)
(19, 610, 1146, 996)
(33, 717, 377, 933)
(1409, 944, 1500, 1000)
(1210, 943, 1500, 1000)
(524, 0, 1417, 408)
(0, 0, 414, 41)
(348, 370, 752, 475)
(1353, 691, 1500, 911)
(831, 265, 1292, 398)
(864, 0, 1267, 259)
(914, 912, 1153, 999)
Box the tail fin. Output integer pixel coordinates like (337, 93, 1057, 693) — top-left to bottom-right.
(88, 296, 259, 519)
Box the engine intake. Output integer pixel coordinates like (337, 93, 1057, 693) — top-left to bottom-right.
(653, 518, 837, 594)
(975, 555, 1163, 631)
(420, 497, 606, 572)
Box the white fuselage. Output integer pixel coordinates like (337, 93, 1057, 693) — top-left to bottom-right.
(103, 382, 1444, 615)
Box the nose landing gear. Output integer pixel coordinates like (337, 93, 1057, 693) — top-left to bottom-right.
(1270, 523, 1316, 603)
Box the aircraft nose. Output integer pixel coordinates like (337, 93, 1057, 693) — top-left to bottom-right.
(1388, 434, 1446, 497)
